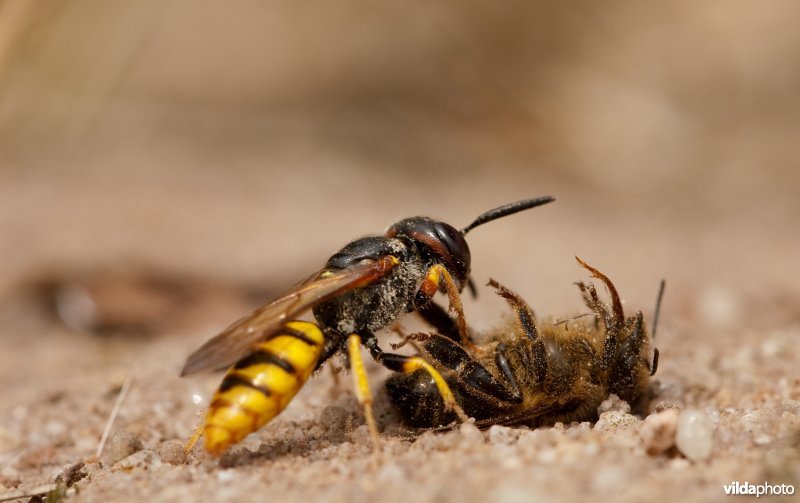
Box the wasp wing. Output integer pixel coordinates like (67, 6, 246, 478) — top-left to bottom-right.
(180, 256, 398, 376)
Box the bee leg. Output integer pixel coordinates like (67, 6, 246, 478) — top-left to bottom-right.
(417, 301, 461, 343)
(575, 281, 608, 329)
(346, 334, 382, 451)
(576, 257, 624, 324)
(495, 343, 523, 399)
(360, 331, 469, 422)
(487, 278, 538, 339)
(575, 257, 626, 370)
(414, 264, 476, 352)
(487, 279, 547, 384)
(421, 334, 523, 404)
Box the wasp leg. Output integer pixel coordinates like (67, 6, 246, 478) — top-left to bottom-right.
(346, 334, 381, 451)
(360, 331, 469, 422)
(184, 418, 206, 455)
(414, 264, 475, 352)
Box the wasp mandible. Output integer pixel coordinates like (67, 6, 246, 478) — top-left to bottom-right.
(181, 196, 555, 454)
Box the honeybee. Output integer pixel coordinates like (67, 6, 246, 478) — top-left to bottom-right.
(181, 197, 555, 454)
(386, 257, 664, 428)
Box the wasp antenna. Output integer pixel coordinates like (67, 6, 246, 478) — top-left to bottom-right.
(460, 196, 555, 235)
(651, 279, 666, 340)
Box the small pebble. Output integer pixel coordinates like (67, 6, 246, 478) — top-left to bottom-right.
(676, 409, 714, 461)
(107, 430, 143, 466)
(413, 430, 458, 451)
(598, 394, 631, 414)
(157, 440, 186, 465)
(54, 461, 86, 487)
(487, 425, 518, 445)
(517, 428, 556, 450)
(653, 401, 681, 413)
(640, 409, 678, 455)
(594, 410, 640, 432)
(458, 421, 484, 444)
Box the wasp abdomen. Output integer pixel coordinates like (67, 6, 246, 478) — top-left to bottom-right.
(203, 320, 324, 455)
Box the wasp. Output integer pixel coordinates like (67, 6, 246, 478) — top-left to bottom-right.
(181, 196, 554, 455)
(386, 257, 664, 429)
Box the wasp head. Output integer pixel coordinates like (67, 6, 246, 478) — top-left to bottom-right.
(385, 197, 555, 292)
(387, 217, 471, 290)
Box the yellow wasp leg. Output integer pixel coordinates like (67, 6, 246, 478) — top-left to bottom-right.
(347, 334, 381, 451)
(401, 356, 469, 422)
(184, 420, 205, 455)
(417, 264, 477, 352)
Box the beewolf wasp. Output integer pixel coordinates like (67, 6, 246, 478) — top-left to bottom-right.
(181, 196, 554, 454)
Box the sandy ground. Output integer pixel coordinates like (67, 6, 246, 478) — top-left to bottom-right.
(0, 158, 798, 503)
(1, 3, 799, 501)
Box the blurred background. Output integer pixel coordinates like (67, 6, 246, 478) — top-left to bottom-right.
(0, 0, 799, 495)
(1, 0, 799, 353)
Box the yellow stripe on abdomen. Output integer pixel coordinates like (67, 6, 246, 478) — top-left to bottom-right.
(203, 320, 324, 455)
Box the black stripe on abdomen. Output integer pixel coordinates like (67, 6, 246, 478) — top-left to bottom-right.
(218, 373, 272, 396)
(233, 349, 297, 375)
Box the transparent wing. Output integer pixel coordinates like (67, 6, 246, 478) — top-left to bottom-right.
(472, 400, 574, 428)
(180, 256, 398, 375)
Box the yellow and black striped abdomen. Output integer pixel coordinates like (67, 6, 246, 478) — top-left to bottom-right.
(203, 320, 325, 455)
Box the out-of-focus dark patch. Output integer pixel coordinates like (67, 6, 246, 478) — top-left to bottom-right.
(21, 268, 281, 338)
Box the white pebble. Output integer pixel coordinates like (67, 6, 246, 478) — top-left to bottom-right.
(640, 409, 678, 455)
(676, 409, 714, 461)
(216, 469, 236, 482)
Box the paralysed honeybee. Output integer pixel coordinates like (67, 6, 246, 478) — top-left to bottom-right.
(181, 197, 555, 454)
(386, 257, 664, 428)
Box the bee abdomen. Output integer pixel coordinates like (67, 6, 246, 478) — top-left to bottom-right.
(203, 320, 324, 455)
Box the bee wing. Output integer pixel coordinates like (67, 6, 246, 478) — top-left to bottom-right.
(471, 400, 577, 428)
(180, 256, 398, 376)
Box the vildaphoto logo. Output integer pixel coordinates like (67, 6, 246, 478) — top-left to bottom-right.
(723, 481, 795, 497)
